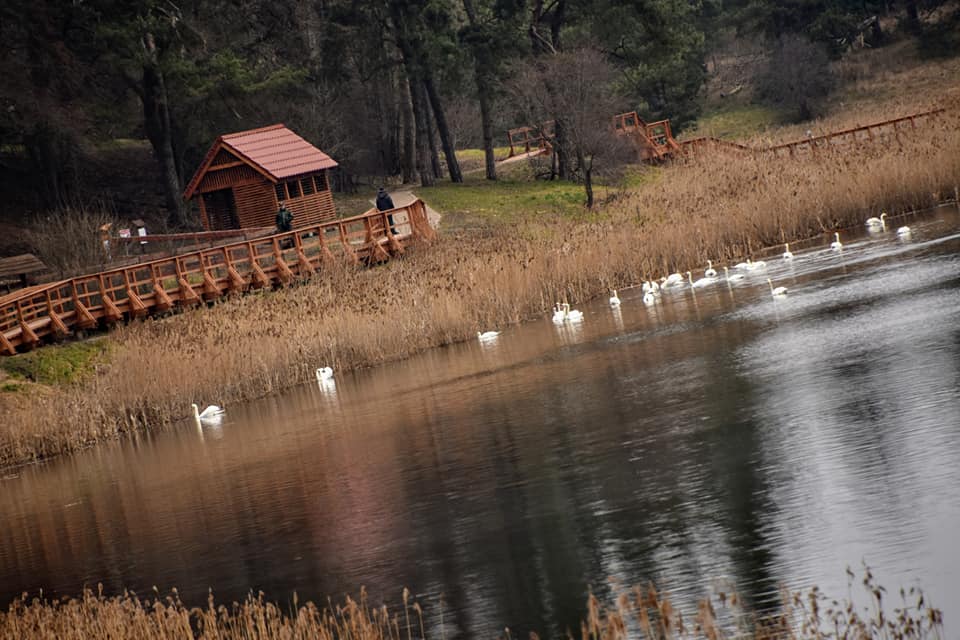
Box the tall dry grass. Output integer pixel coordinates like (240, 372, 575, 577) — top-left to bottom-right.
(1, 109, 958, 468)
(0, 570, 944, 639)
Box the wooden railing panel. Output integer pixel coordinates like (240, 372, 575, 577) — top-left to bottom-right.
(0, 200, 435, 353)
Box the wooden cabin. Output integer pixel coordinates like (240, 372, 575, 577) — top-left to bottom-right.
(183, 124, 339, 231)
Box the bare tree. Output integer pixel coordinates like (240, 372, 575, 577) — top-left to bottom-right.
(758, 35, 835, 121)
(508, 48, 632, 208)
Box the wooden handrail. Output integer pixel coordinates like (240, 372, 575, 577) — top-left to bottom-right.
(0, 199, 437, 355)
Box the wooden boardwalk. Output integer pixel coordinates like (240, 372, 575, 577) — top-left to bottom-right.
(679, 108, 946, 158)
(0, 200, 436, 355)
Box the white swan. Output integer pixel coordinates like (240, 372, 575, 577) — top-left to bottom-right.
(704, 260, 717, 278)
(609, 290, 621, 307)
(768, 278, 788, 297)
(316, 367, 334, 381)
(477, 330, 500, 341)
(643, 280, 662, 295)
(552, 303, 566, 324)
(192, 403, 225, 421)
(664, 272, 684, 287)
(746, 258, 766, 271)
(782, 243, 794, 260)
(643, 291, 655, 305)
(734, 260, 750, 270)
(897, 226, 912, 237)
(563, 302, 583, 322)
(687, 271, 716, 288)
(830, 232, 843, 251)
(865, 212, 887, 230)
(724, 266, 745, 282)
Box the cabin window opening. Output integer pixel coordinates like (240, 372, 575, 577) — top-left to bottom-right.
(313, 173, 326, 192)
(274, 183, 286, 201)
(286, 180, 301, 198)
(300, 177, 315, 196)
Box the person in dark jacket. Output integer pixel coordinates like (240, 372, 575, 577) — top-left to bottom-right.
(275, 201, 294, 232)
(375, 187, 397, 235)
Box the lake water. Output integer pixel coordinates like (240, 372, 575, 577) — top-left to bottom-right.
(2, 206, 959, 637)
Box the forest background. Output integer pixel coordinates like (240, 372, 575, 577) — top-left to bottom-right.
(1, 0, 958, 258)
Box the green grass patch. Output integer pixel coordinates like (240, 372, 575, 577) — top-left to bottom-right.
(684, 104, 788, 141)
(1, 381, 26, 393)
(417, 173, 591, 228)
(0, 340, 110, 386)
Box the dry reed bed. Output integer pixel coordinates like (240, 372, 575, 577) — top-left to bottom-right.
(0, 570, 943, 640)
(1, 111, 958, 468)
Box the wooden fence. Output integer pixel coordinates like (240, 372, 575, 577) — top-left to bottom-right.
(680, 108, 946, 158)
(0, 199, 436, 355)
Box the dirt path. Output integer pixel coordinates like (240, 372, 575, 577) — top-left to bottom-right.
(372, 191, 442, 229)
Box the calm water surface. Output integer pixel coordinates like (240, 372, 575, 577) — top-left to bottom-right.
(2, 206, 959, 637)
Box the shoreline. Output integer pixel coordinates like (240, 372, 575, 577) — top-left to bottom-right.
(1, 112, 958, 470)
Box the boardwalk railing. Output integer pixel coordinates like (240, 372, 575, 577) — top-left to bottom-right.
(0, 199, 437, 355)
(680, 108, 946, 158)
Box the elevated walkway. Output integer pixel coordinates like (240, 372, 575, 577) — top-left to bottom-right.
(1, 200, 436, 355)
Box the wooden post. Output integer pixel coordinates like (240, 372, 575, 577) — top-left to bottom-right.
(272, 237, 295, 284)
(101, 295, 123, 323)
(123, 270, 148, 317)
(247, 243, 270, 288)
(339, 224, 359, 265)
(46, 290, 69, 336)
(0, 329, 15, 355)
(16, 299, 39, 346)
(72, 282, 98, 328)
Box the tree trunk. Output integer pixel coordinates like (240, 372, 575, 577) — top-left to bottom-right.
(423, 75, 462, 183)
(141, 32, 185, 227)
(555, 119, 567, 179)
(581, 152, 594, 208)
(400, 74, 417, 183)
(550, 0, 565, 51)
(424, 85, 444, 179)
(462, 0, 497, 180)
(411, 80, 435, 187)
(477, 76, 497, 180)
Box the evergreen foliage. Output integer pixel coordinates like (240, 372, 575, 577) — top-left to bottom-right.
(0, 0, 953, 222)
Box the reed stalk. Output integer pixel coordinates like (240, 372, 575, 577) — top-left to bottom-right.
(0, 569, 943, 640)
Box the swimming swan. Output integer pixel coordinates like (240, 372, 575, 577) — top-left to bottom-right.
(830, 232, 843, 251)
(563, 303, 584, 322)
(704, 260, 717, 278)
(767, 279, 788, 297)
(316, 367, 334, 381)
(192, 403, 225, 421)
(782, 243, 794, 260)
(865, 212, 887, 230)
(477, 331, 501, 341)
(664, 272, 685, 287)
(552, 303, 566, 324)
(609, 290, 621, 307)
(897, 226, 912, 237)
(724, 266, 745, 282)
(687, 271, 716, 288)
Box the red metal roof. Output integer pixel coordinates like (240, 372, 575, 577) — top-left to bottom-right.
(184, 124, 338, 199)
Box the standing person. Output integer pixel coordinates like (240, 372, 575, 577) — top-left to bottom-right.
(375, 187, 397, 235)
(275, 200, 294, 232)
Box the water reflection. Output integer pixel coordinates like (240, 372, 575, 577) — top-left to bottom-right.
(0, 206, 958, 638)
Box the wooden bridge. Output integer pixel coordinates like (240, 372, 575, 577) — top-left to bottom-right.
(512, 107, 947, 164)
(678, 108, 946, 159)
(0, 200, 436, 356)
